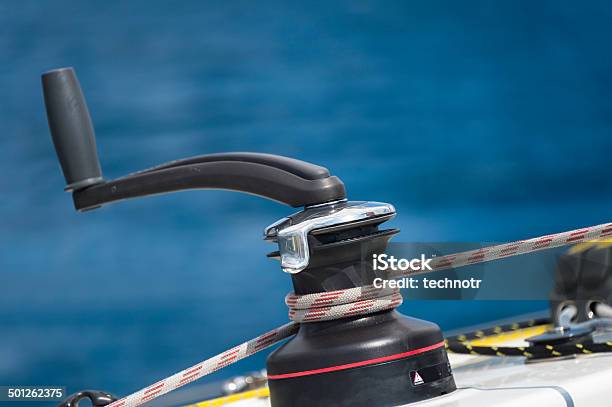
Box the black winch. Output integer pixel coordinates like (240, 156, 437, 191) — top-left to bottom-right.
(43, 67, 455, 407)
(264, 201, 455, 406)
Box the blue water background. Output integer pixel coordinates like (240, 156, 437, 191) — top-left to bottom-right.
(1, 0, 612, 401)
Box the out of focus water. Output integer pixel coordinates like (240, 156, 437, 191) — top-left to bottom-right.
(1, 0, 611, 402)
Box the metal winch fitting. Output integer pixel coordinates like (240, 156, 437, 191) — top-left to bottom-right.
(264, 200, 396, 274)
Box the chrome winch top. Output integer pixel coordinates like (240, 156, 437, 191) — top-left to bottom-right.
(264, 200, 396, 274)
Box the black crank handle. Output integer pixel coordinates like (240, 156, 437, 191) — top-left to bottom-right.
(73, 155, 345, 210)
(42, 67, 346, 210)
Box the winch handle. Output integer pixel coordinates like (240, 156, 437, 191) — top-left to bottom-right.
(42, 67, 346, 210)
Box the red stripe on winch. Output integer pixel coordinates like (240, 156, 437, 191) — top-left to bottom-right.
(267, 341, 445, 380)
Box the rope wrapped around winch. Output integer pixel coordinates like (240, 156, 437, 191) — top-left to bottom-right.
(105, 222, 612, 407)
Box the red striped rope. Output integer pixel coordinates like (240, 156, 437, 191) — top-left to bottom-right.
(105, 222, 611, 407)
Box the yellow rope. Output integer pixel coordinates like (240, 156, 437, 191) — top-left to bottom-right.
(184, 387, 270, 407)
(469, 324, 549, 346)
(568, 239, 612, 254)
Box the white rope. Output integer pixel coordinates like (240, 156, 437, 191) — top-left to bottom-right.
(105, 221, 612, 407)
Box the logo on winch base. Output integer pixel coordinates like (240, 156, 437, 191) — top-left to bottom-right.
(410, 362, 453, 387)
(412, 371, 424, 386)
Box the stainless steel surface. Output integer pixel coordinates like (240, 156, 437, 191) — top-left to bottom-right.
(264, 200, 395, 273)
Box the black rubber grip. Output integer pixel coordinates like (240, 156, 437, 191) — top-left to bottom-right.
(42, 67, 104, 191)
